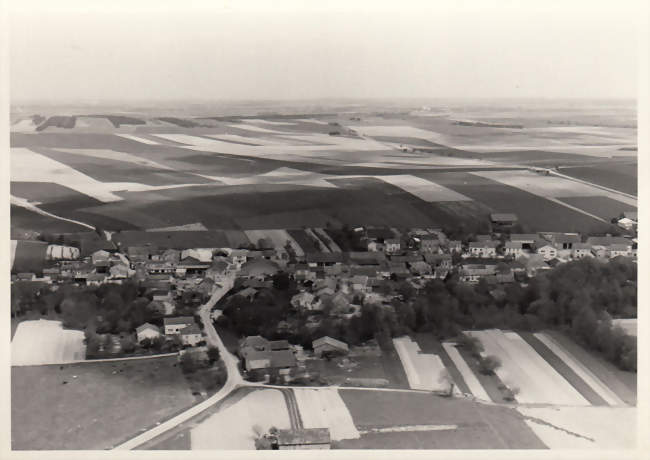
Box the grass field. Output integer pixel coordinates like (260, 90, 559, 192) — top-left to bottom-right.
(338, 389, 546, 449)
(12, 240, 48, 273)
(11, 356, 197, 450)
(113, 230, 230, 250)
(11, 205, 89, 237)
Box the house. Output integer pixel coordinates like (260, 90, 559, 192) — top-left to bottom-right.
(609, 244, 631, 258)
(180, 324, 203, 346)
(349, 266, 379, 278)
(91, 249, 111, 265)
(181, 248, 214, 264)
(109, 263, 131, 279)
(305, 252, 343, 267)
(459, 264, 497, 283)
(537, 244, 558, 260)
(490, 213, 518, 229)
(447, 240, 462, 252)
(294, 264, 318, 282)
(86, 273, 107, 286)
(418, 234, 440, 252)
(16, 272, 36, 282)
(542, 233, 581, 250)
(239, 336, 297, 373)
(525, 254, 549, 276)
(275, 428, 331, 450)
(312, 336, 348, 358)
(367, 240, 385, 252)
(409, 261, 432, 276)
(347, 251, 386, 265)
(469, 241, 498, 258)
(509, 234, 541, 247)
(384, 239, 401, 254)
(240, 259, 280, 280)
(350, 275, 369, 292)
(571, 243, 593, 259)
(423, 253, 452, 269)
(291, 291, 322, 311)
(618, 217, 637, 231)
(135, 323, 161, 343)
(504, 241, 524, 257)
(164, 316, 195, 335)
(127, 246, 152, 264)
(586, 236, 632, 249)
(591, 245, 609, 258)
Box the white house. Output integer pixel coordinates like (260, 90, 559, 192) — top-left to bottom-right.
(290, 291, 323, 311)
(609, 244, 631, 258)
(504, 241, 524, 257)
(135, 323, 161, 343)
(164, 316, 195, 335)
(469, 241, 498, 258)
(384, 239, 401, 254)
(537, 244, 558, 260)
(618, 217, 637, 232)
(571, 243, 593, 259)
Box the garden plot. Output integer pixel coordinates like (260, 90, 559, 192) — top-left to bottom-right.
(533, 332, 624, 406)
(12, 320, 85, 366)
(393, 337, 449, 391)
(244, 229, 303, 256)
(517, 406, 636, 449)
(293, 388, 360, 441)
(115, 133, 161, 145)
(466, 330, 589, 405)
(442, 343, 490, 401)
(471, 170, 637, 207)
(378, 175, 472, 202)
(190, 389, 291, 449)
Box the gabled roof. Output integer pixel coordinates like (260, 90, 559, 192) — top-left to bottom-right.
(586, 236, 631, 246)
(610, 244, 631, 251)
(490, 213, 518, 222)
(504, 241, 523, 249)
(136, 322, 160, 334)
(346, 251, 386, 265)
(469, 241, 498, 248)
(276, 428, 331, 446)
(305, 252, 343, 264)
(313, 336, 349, 350)
(268, 340, 290, 350)
(180, 324, 201, 335)
(623, 211, 637, 221)
(163, 316, 195, 326)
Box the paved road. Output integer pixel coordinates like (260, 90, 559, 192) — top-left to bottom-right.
(113, 275, 241, 450)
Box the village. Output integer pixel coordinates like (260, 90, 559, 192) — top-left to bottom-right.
(11, 211, 638, 379)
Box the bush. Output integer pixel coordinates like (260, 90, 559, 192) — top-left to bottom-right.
(478, 355, 501, 375)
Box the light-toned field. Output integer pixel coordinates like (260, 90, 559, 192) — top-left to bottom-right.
(393, 337, 449, 392)
(226, 123, 286, 134)
(12, 319, 85, 365)
(349, 125, 443, 141)
(54, 148, 174, 170)
(115, 133, 162, 145)
(190, 389, 291, 449)
(517, 406, 636, 449)
(293, 388, 360, 441)
(441, 342, 490, 401)
(378, 175, 471, 202)
(534, 332, 624, 406)
(471, 170, 637, 207)
(466, 330, 589, 405)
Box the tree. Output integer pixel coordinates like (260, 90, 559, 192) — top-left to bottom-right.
(120, 335, 136, 353)
(180, 352, 199, 373)
(207, 346, 221, 364)
(478, 355, 501, 375)
(272, 272, 290, 290)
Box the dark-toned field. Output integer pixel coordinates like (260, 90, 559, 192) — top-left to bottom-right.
(337, 389, 546, 449)
(11, 357, 197, 450)
(12, 240, 48, 273)
(417, 171, 616, 233)
(556, 196, 636, 221)
(112, 230, 230, 250)
(11, 205, 88, 237)
(559, 162, 637, 196)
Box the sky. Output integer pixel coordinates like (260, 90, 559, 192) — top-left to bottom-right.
(8, 0, 643, 102)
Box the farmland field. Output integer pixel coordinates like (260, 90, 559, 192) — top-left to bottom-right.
(555, 196, 636, 221)
(338, 389, 546, 449)
(11, 356, 197, 450)
(11, 240, 48, 273)
(559, 162, 638, 196)
(11, 204, 89, 237)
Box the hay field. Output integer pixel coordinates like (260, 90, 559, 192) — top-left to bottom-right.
(190, 389, 291, 449)
(12, 320, 85, 365)
(393, 337, 449, 392)
(293, 388, 360, 441)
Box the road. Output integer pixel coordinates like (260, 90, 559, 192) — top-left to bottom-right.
(113, 275, 242, 450)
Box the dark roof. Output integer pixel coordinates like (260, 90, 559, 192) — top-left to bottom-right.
(269, 349, 297, 368)
(305, 252, 344, 264)
(490, 213, 518, 222)
(180, 324, 201, 335)
(346, 251, 386, 265)
(269, 340, 290, 350)
(277, 428, 331, 446)
(350, 266, 379, 277)
(163, 316, 195, 326)
(365, 227, 395, 240)
(586, 236, 631, 246)
(240, 259, 280, 277)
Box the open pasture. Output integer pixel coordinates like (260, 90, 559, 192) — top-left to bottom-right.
(465, 330, 589, 405)
(555, 196, 636, 221)
(12, 356, 196, 450)
(559, 162, 637, 196)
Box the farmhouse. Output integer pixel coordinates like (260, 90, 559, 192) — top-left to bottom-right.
(275, 428, 331, 450)
(135, 323, 161, 343)
(609, 244, 631, 258)
(180, 324, 203, 346)
(504, 241, 524, 257)
(469, 241, 498, 258)
(313, 336, 349, 357)
(537, 244, 558, 260)
(239, 336, 296, 374)
(571, 243, 593, 259)
(618, 217, 637, 232)
(240, 259, 280, 280)
(164, 316, 195, 335)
